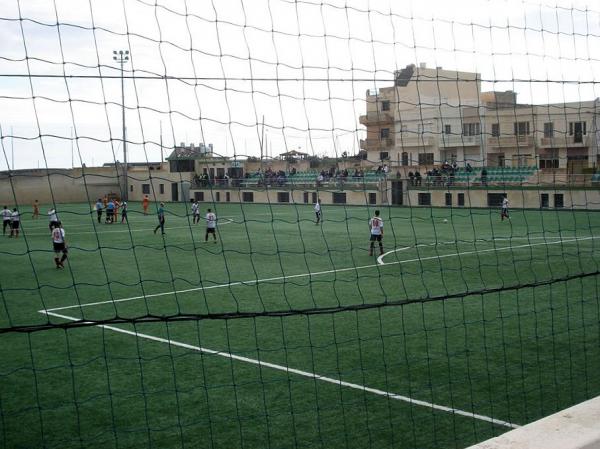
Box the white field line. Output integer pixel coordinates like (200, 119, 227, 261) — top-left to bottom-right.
(376, 235, 597, 265)
(44, 235, 598, 313)
(40, 309, 520, 429)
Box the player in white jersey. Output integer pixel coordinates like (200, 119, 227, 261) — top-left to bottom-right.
(369, 210, 384, 256)
(314, 199, 322, 225)
(48, 208, 59, 231)
(2, 206, 11, 235)
(120, 201, 128, 224)
(10, 208, 20, 238)
(191, 199, 200, 224)
(205, 208, 217, 243)
(501, 196, 510, 221)
(51, 221, 68, 268)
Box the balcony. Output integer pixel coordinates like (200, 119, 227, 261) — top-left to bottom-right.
(396, 135, 434, 147)
(440, 135, 481, 147)
(539, 135, 590, 147)
(360, 138, 394, 150)
(487, 135, 534, 148)
(359, 112, 394, 126)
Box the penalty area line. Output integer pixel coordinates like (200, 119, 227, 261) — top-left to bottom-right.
(377, 235, 598, 265)
(39, 309, 520, 430)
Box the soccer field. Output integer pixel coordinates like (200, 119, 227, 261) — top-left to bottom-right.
(1, 201, 600, 449)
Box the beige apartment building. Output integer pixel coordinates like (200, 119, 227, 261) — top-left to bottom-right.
(360, 63, 599, 176)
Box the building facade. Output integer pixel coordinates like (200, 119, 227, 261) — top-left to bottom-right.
(360, 63, 600, 177)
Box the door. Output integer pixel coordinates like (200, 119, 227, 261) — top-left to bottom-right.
(391, 181, 403, 205)
(171, 182, 179, 202)
(402, 152, 408, 166)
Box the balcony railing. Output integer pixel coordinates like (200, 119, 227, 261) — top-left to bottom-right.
(440, 135, 481, 147)
(487, 135, 534, 147)
(540, 135, 590, 147)
(396, 135, 434, 147)
(360, 138, 394, 150)
(359, 112, 394, 125)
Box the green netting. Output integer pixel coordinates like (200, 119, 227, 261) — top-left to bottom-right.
(1, 1, 600, 449)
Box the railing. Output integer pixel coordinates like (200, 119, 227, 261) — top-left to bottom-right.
(487, 135, 534, 147)
(439, 135, 481, 147)
(396, 135, 434, 147)
(540, 135, 590, 147)
(358, 112, 393, 125)
(360, 138, 394, 150)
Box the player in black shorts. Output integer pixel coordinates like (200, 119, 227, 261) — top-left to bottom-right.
(51, 221, 68, 268)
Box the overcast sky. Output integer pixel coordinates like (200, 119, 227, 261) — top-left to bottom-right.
(1, 0, 599, 170)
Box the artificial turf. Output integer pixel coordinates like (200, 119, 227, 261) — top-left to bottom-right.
(1, 200, 599, 448)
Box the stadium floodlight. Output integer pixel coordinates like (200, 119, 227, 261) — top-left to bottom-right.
(113, 50, 130, 201)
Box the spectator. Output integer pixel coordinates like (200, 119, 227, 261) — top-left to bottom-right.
(481, 168, 488, 186)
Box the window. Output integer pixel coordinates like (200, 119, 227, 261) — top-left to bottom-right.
(569, 121, 587, 135)
(169, 160, 195, 172)
(226, 192, 231, 202)
(458, 193, 465, 206)
(379, 151, 389, 161)
(569, 121, 586, 143)
(418, 193, 431, 206)
(539, 159, 559, 169)
(444, 124, 451, 135)
(462, 122, 480, 136)
(540, 193, 549, 208)
(445, 193, 452, 206)
(130, 185, 133, 192)
(303, 192, 309, 204)
(487, 193, 506, 207)
(381, 100, 390, 111)
(513, 121, 530, 136)
(142, 184, 150, 194)
(491, 123, 500, 137)
(380, 128, 390, 139)
(554, 193, 564, 208)
(418, 153, 434, 165)
(277, 192, 290, 203)
(544, 122, 554, 138)
(159, 184, 165, 195)
(215, 192, 220, 202)
(368, 193, 377, 205)
(332, 192, 347, 204)
(402, 152, 409, 165)
(194, 192, 204, 201)
(242, 192, 254, 202)
(540, 149, 559, 169)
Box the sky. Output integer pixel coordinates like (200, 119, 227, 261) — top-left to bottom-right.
(1, 0, 600, 170)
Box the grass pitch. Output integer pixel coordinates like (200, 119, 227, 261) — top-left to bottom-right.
(1, 200, 600, 449)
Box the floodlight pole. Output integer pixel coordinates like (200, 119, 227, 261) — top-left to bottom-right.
(113, 50, 129, 201)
